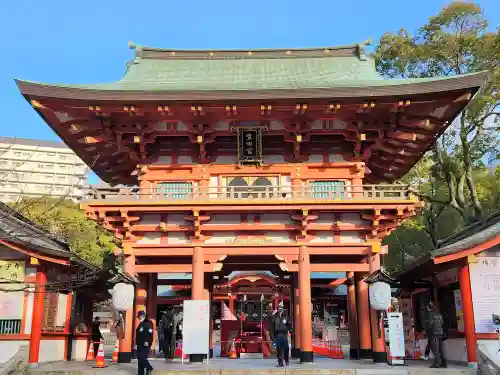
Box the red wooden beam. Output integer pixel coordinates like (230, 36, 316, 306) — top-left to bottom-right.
(433, 235, 500, 264)
(0, 240, 70, 266)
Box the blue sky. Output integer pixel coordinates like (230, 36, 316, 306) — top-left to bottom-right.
(0, 0, 498, 183)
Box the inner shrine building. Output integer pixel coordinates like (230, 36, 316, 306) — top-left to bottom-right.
(16, 41, 486, 364)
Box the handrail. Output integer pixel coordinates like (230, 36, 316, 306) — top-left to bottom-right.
(85, 184, 413, 203)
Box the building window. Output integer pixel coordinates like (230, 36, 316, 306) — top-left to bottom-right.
(310, 180, 345, 199)
(157, 182, 193, 199)
(0, 319, 21, 335)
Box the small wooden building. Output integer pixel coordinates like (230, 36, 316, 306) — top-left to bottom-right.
(0, 202, 103, 364)
(394, 210, 500, 369)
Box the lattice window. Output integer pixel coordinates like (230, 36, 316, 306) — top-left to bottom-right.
(157, 182, 193, 199)
(310, 180, 345, 199)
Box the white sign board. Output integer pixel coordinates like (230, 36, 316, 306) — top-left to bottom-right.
(470, 257, 500, 333)
(387, 312, 405, 364)
(182, 300, 210, 355)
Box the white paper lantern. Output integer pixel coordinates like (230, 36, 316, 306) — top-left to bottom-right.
(368, 281, 392, 311)
(111, 283, 135, 312)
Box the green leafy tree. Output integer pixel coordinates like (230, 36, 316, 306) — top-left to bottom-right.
(376, 2, 500, 272)
(13, 197, 118, 266)
(375, 1, 500, 224)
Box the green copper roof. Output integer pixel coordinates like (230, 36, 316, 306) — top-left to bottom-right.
(15, 42, 488, 101)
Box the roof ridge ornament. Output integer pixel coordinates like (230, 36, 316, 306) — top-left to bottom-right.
(356, 39, 372, 61)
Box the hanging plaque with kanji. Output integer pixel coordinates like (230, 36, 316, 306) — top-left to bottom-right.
(237, 127, 263, 165)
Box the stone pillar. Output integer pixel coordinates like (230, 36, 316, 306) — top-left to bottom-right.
(190, 247, 205, 363)
(119, 254, 135, 363)
(356, 273, 372, 359)
(368, 254, 386, 363)
(28, 266, 46, 364)
(299, 246, 313, 363)
(459, 264, 477, 369)
(347, 272, 359, 359)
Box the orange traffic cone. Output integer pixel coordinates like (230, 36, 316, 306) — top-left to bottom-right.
(93, 340, 108, 368)
(414, 341, 421, 360)
(86, 341, 95, 361)
(111, 339, 119, 364)
(229, 341, 238, 359)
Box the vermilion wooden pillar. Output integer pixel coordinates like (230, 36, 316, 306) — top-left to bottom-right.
(368, 254, 386, 363)
(347, 272, 359, 359)
(459, 263, 478, 369)
(28, 266, 46, 364)
(119, 254, 135, 363)
(228, 294, 235, 314)
(191, 247, 204, 300)
(299, 246, 313, 363)
(356, 273, 372, 359)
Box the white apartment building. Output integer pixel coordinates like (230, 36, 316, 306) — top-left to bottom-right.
(0, 137, 89, 202)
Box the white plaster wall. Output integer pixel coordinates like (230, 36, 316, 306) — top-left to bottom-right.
(166, 232, 188, 244)
(166, 214, 187, 225)
(56, 294, 68, 327)
(418, 338, 468, 364)
(208, 214, 241, 225)
(215, 121, 230, 131)
(178, 156, 194, 164)
(176, 122, 188, 131)
(39, 339, 65, 362)
(155, 121, 167, 131)
(204, 232, 237, 244)
(310, 120, 323, 130)
(152, 155, 172, 164)
(339, 213, 368, 225)
(214, 155, 238, 164)
(0, 341, 28, 364)
(316, 213, 335, 224)
(269, 121, 284, 131)
(266, 232, 293, 243)
(308, 154, 323, 163)
(24, 292, 34, 334)
(329, 154, 345, 162)
(71, 338, 89, 361)
(309, 231, 334, 244)
(260, 213, 292, 224)
(339, 232, 363, 243)
(263, 155, 285, 163)
(137, 232, 162, 244)
(140, 214, 162, 225)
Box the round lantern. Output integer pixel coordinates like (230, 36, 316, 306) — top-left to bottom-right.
(368, 281, 392, 311)
(111, 282, 135, 312)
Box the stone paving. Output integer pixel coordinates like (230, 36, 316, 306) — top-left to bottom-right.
(24, 358, 478, 375)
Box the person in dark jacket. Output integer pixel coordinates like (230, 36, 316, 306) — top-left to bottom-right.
(270, 302, 291, 367)
(91, 317, 103, 355)
(136, 311, 154, 375)
(425, 302, 447, 368)
(157, 310, 175, 360)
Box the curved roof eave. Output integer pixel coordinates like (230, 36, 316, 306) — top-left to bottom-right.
(15, 71, 488, 102)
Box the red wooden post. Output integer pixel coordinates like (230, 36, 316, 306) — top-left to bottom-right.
(459, 264, 477, 369)
(29, 266, 46, 364)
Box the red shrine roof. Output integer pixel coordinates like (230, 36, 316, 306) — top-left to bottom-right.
(14, 41, 488, 184)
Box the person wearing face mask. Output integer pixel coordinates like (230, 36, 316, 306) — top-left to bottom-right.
(136, 311, 154, 375)
(271, 302, 291, 367)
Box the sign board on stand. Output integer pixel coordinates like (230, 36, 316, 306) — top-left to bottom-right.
(387, 312, 405, 366)
(182, 300, 210, 362)
(470, 257, 500, 333)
